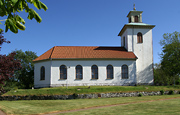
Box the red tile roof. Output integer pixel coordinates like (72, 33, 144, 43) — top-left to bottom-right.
(33, 46, 137, 62)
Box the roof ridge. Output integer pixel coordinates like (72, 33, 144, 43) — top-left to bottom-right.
(49, 46, 56, 59)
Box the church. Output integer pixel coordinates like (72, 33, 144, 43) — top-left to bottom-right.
(33, 7, 155, 88)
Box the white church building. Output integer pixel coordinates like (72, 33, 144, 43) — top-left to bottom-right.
(33, 8, 155, 88)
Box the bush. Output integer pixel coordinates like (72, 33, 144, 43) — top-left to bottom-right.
(168, 90, 174, 95)
(138, 93, 143, 97)
(73, 93, 78, 99)
(160, 90, 164, 95)
(175, 79, 180, 85)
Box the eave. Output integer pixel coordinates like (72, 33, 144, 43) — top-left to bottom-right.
(118, 24, 155, 36)
(33, 57, 138, 63)
(127, 11, 143, 17)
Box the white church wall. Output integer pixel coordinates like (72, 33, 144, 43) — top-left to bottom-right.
(48, 59, 137, 87)
(130, 28, 153, 84)
(121, 30, 130, 51)
(34, 61, 51, 88)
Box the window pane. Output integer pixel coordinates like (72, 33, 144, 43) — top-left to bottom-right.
(137, 32, 143, 43)
(122, 65, 128, 79)
(60, 65, 67, 79)
(135, 16, 138, 22)
(40, 66, 45, 80)
(107, 65, 113, 79)
(92, 65, 98, 79)
(76, 65, 83, 79)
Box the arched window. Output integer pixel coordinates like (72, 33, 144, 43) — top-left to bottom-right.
(122, 65, 128, 79)
(137, 32, 143, 43)
(91, 65, 98, 79)
(40, 66, 45, 80)
(107, 65, 113, 79)
(60, 65, 67, 79)
(135, 15, 138, 22)
(76, 65, 83, 79)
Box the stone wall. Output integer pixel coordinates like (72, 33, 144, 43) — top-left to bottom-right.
(0, 90, 179, 101)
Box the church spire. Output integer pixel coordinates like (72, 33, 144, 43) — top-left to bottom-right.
(127, 5, 143, 23)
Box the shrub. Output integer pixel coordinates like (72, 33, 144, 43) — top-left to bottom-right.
(160, 90, 164, 95)
(138, 93, 143, 97)
(73, 93, 78, 99)
(175, 79, 180, 85)
(168, 90, 174, 95)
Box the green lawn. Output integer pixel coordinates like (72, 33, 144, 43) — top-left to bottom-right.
(2, 85, 180, 96)
(0, 95, 180, 115)
(60, 97, 180, 115)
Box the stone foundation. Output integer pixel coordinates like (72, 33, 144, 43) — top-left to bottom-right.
(0, 90, 179, 101)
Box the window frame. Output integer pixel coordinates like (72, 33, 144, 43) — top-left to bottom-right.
(91, 65, 98, 79)
(60, 65, 67, 80)
(121, 65, 128, 79)
(40, 66, 45, 80)
(107, 65, 113, 79)
(76, 65, 83, 80)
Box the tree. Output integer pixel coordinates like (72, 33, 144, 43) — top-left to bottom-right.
(0, 0, 48, 33)
(0, 0, 47, 48)
(154, 63, 174, 85)
(160, 31, 180, 85)
(0, 30, 10, 50)
(0, 52, 21, 94)
(13, 50, 38, 89)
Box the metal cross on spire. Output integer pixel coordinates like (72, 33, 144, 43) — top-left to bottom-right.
(133, 4, 136, 10)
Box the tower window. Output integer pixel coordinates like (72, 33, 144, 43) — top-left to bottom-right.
(137, 32, 143, 43)
(129, 17, 131, 23)
(135, 15, 138, 22)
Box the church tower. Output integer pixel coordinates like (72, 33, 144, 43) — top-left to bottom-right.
(118, 5, 155, 85)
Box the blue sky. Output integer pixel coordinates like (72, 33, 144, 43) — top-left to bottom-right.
(0, 0, 180, 64)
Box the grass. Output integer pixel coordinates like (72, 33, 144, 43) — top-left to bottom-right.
(0, 95, 180, 114)
(2, 85, 180, 96)
(59, 97, 180, 115)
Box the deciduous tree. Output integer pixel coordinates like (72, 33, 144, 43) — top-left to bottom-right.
(0, 0, 47, 49)
(0, 52, 21, 94)
(160, 31, 180, 85)
(154, 63, 174, 85)
(0, 30, 10, 50)
(13, 50, 37, 89)
(0, 0, 48, 33)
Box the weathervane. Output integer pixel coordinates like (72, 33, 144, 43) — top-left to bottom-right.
(133, 4, 136, 10)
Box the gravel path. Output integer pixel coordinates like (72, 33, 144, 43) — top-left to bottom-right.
(0, 109, 6, 115)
